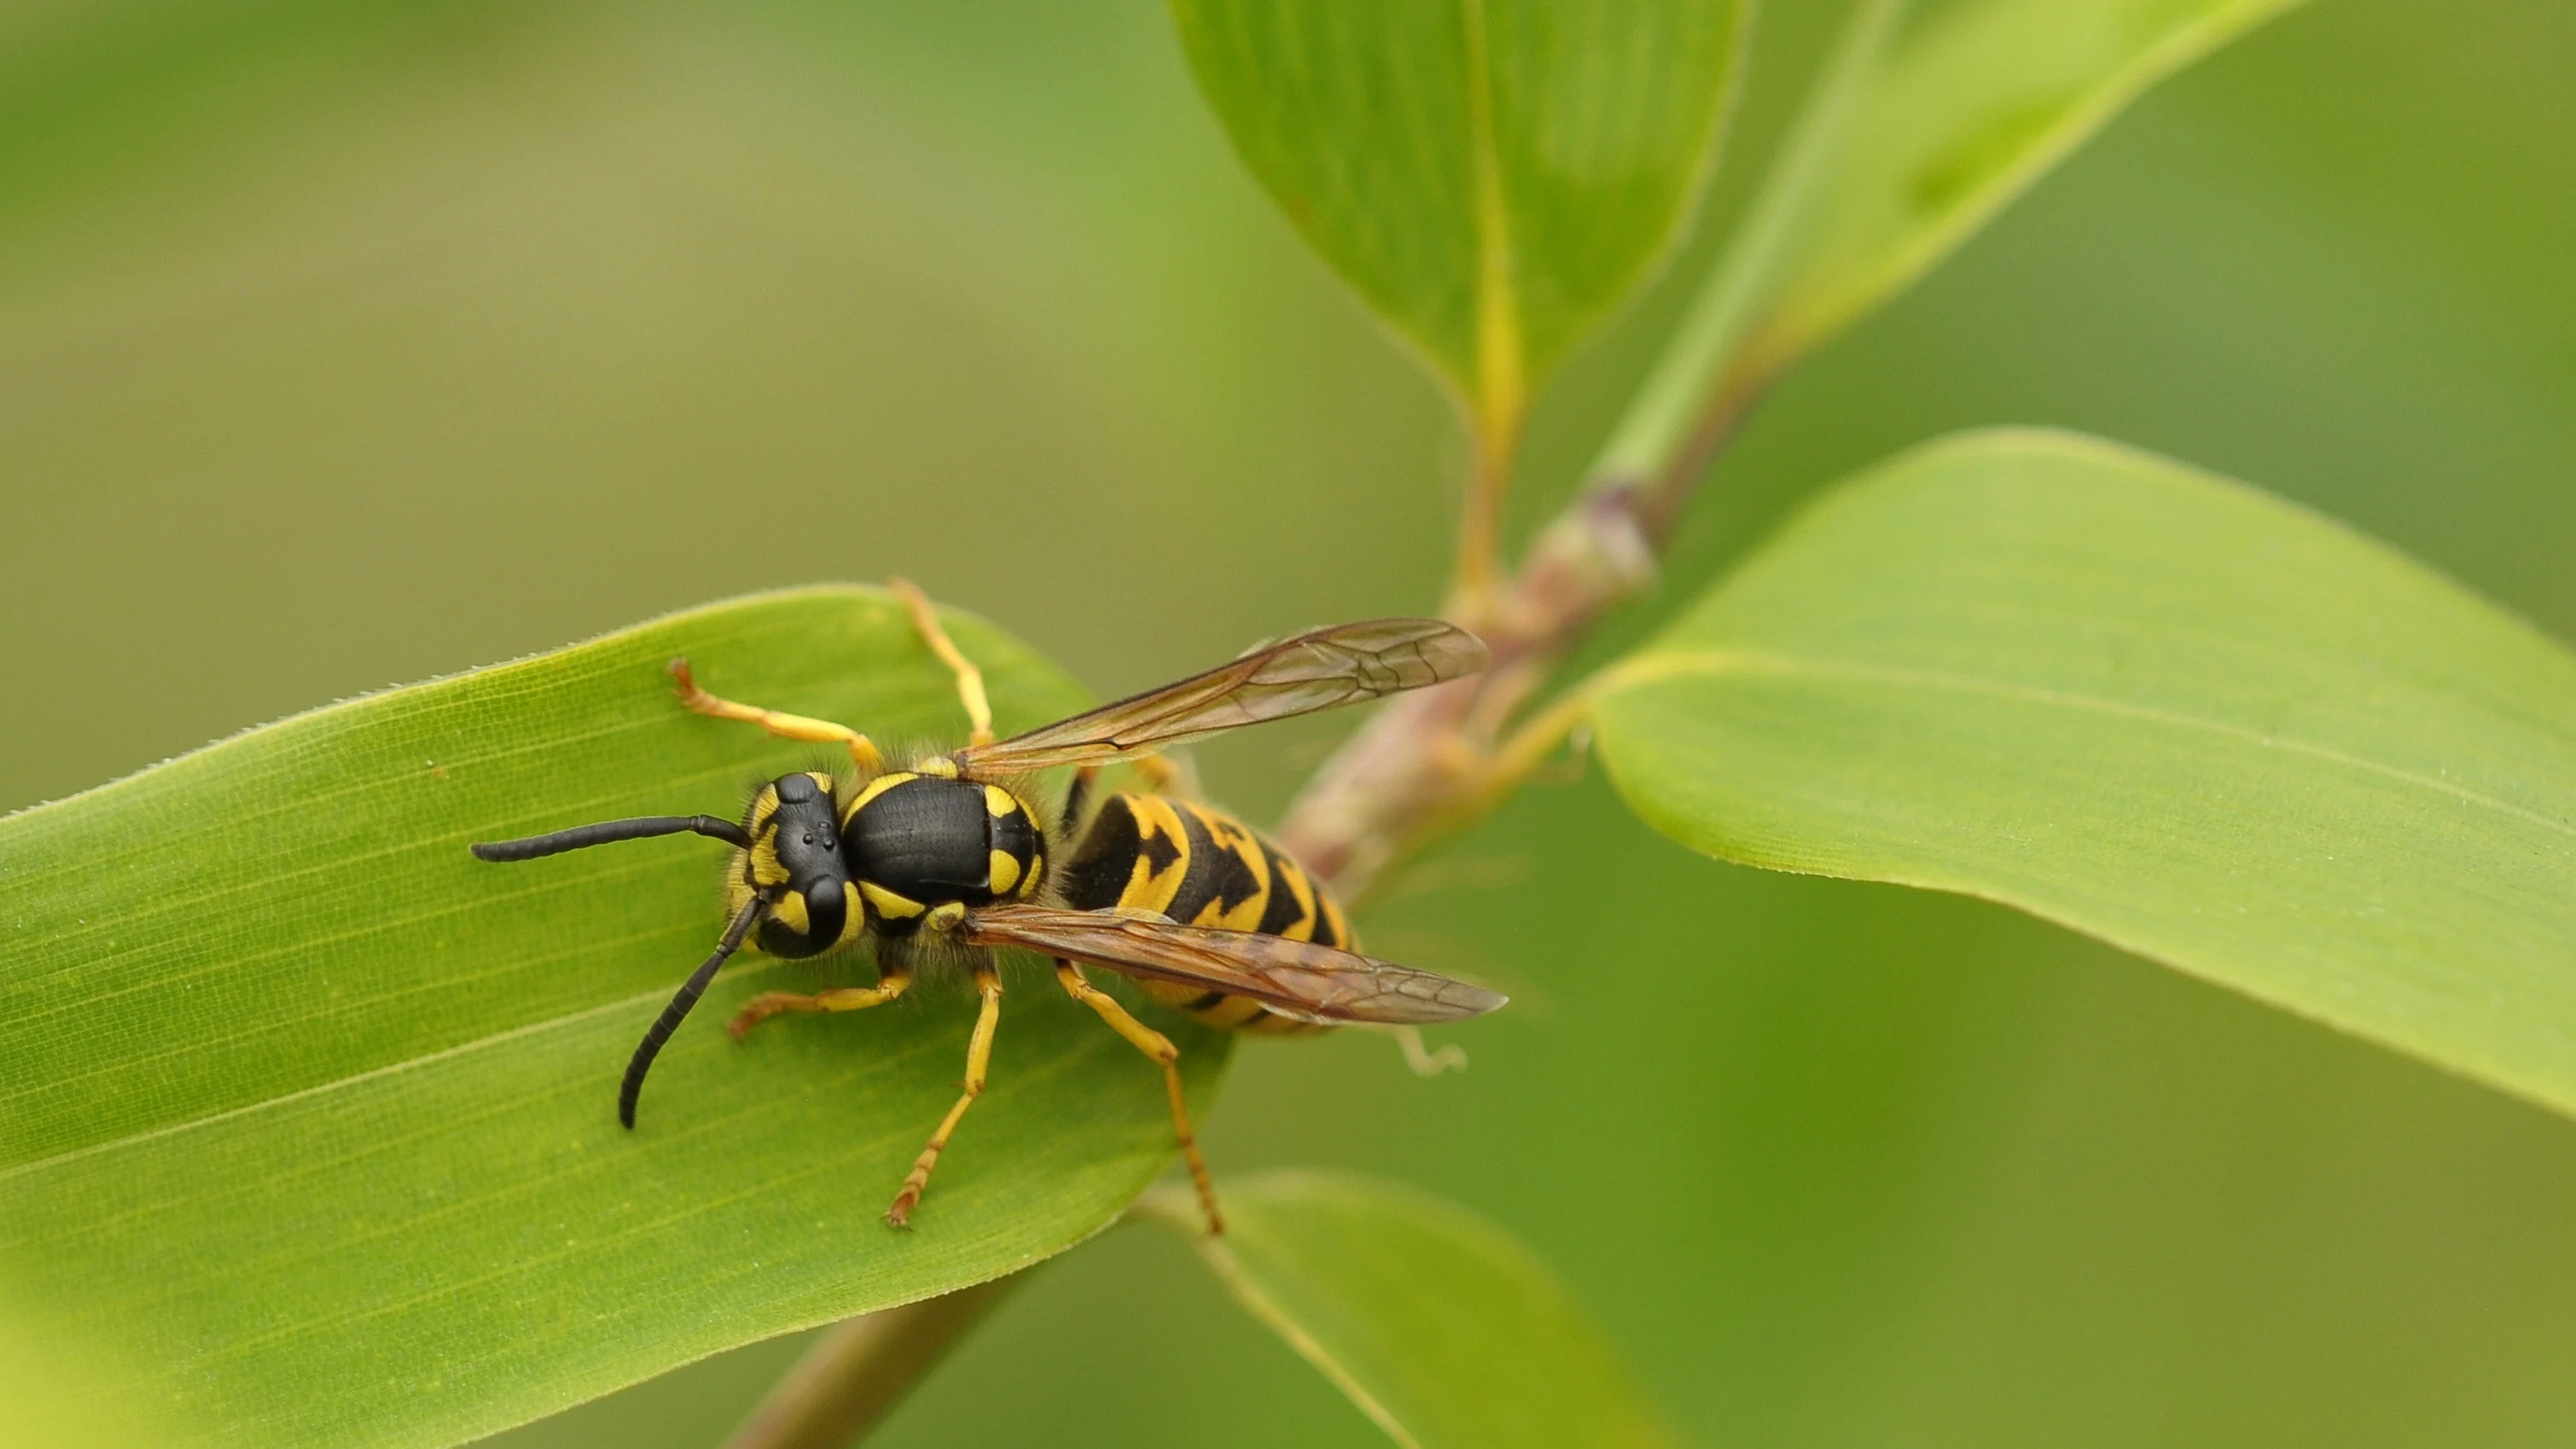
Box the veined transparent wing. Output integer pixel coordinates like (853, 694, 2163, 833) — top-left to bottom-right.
(962, 904, 1505, 1026)
(951, 619, 1485, 775)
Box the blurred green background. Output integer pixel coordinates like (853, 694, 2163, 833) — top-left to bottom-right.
(8, 1, 2576, 1445)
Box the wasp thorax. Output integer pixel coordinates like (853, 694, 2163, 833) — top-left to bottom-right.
(840, 772, 1045, 934)
(741, 771, 864, 958)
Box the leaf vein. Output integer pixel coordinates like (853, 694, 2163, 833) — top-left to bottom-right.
(1602, 648, 2576, 844)
(0, 960, 794, 1187)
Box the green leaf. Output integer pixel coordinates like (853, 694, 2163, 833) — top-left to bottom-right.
(1602, 0, 2306, 480)
(0, 586, 1231, 1449)
(1141, 1171, 1676, 1449)
(1168, 0, 1748, 436)
(0, 1293, 174, 1448)
(1589, 429, 2576, 1117)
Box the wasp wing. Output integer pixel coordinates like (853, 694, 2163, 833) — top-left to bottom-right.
(951, 618, 1485, 775)
(962, 904, 1505, 1026)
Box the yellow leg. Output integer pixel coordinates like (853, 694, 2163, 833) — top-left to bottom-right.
(1054, 961, 1224, 1235)
(887, 963, 1003, 1226)
(669, 659, 886, 772)
(889, 577, 993, 748)
(1391, 1024, 1468, 1076)
(727, 964, 913, 1039)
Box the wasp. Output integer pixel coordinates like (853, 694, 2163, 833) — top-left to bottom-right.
(470, 585, 1501, 1233)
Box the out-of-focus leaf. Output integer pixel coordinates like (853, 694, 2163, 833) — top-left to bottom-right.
(0, 1294, 170, 1449)
(1167, 0, 1747, 435)
(1590, 429, 2576, 1116)
(0, 0, 543, 232)
(0, 587, 1229, 1449)
(1602, 0, 2306, 479)
(1141, 1170, 1677, 1449)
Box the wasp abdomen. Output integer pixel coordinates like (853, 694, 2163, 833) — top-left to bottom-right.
(1060, 791, 1345, 1035)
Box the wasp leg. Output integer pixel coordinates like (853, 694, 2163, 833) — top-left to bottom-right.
(887, 962, 1003, 1226)
(889, 577, 993, 748)
(1052, 961, 1223, 1235)
(1390, 1024, 1468, 1076)
(1131, 754, 1182, 793)
(668, 659, 886, 772)
(727, 963, 914, 1039)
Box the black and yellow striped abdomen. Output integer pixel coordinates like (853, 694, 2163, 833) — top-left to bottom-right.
(1057, 792, 1350, 1036)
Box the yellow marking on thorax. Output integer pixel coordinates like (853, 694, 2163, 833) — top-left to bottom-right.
(987, 848, 1021, 896)
(861, 882, 927, 920)
(984, 785, 1020, 818)
(916, 755, 960, 778)
(926, 900, 965, 931)
(846, 771, 918, 817)
(1021, 850, 1045, 898)
(835, 881, 866, 945)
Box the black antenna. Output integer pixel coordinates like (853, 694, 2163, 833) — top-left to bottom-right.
(472, 815, 751, 862)
(620, 897, 764, 1129)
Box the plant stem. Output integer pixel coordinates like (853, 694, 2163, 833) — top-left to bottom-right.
(1282, 0, 1904, 899)
(720, 1274, 1022, 1449)
(1450, 0, 1528, 629)
(724, 12, 1904, 1435)
(1447, 404, 1523, 630)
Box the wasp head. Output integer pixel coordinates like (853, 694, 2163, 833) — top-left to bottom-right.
(733, 771, 866, 957)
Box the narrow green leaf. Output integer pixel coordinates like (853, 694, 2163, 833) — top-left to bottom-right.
(1168, 0, 1747, 432)
(0, 1294, 172, 1448)
(1589, 430, 2576, 1116)
(1602, 0, 2306, 480)
(1141, 1171, 1677, 1449)
(1772, 0, 2308, 358)
(0, 587, 1230, 1449)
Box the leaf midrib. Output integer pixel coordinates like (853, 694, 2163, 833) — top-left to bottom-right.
(0, 847, 698, 1048)
(0, 913, 721, 1135)
(1140, 1185, 1425, 1449)
(1458, 0, 1524, 431)
(0, 957, 811, 1187)
(1596, 648, 2576, 843)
